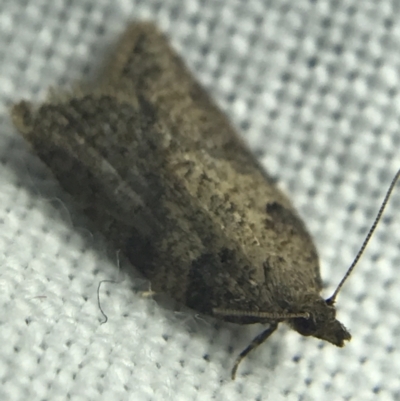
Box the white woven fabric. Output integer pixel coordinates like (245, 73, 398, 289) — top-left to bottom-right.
(1, 1, 399, 400)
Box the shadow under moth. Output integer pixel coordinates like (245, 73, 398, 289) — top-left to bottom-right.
(11, 22, 399, 379)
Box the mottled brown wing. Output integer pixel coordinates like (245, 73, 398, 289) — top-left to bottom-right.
(98, 22, 275, 183)
(11, 22, 323, 323)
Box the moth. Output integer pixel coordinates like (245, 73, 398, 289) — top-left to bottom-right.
(11, 22, 398, 379)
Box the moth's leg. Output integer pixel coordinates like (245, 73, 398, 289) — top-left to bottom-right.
(231, 322, 279, 380)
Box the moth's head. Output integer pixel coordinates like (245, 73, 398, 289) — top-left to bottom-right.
(289, 298, 351, 346)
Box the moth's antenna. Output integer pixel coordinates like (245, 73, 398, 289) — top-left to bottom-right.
(326, 168, 400, 305)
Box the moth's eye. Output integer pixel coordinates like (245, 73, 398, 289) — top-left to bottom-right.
(293, 316, 317, 336)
